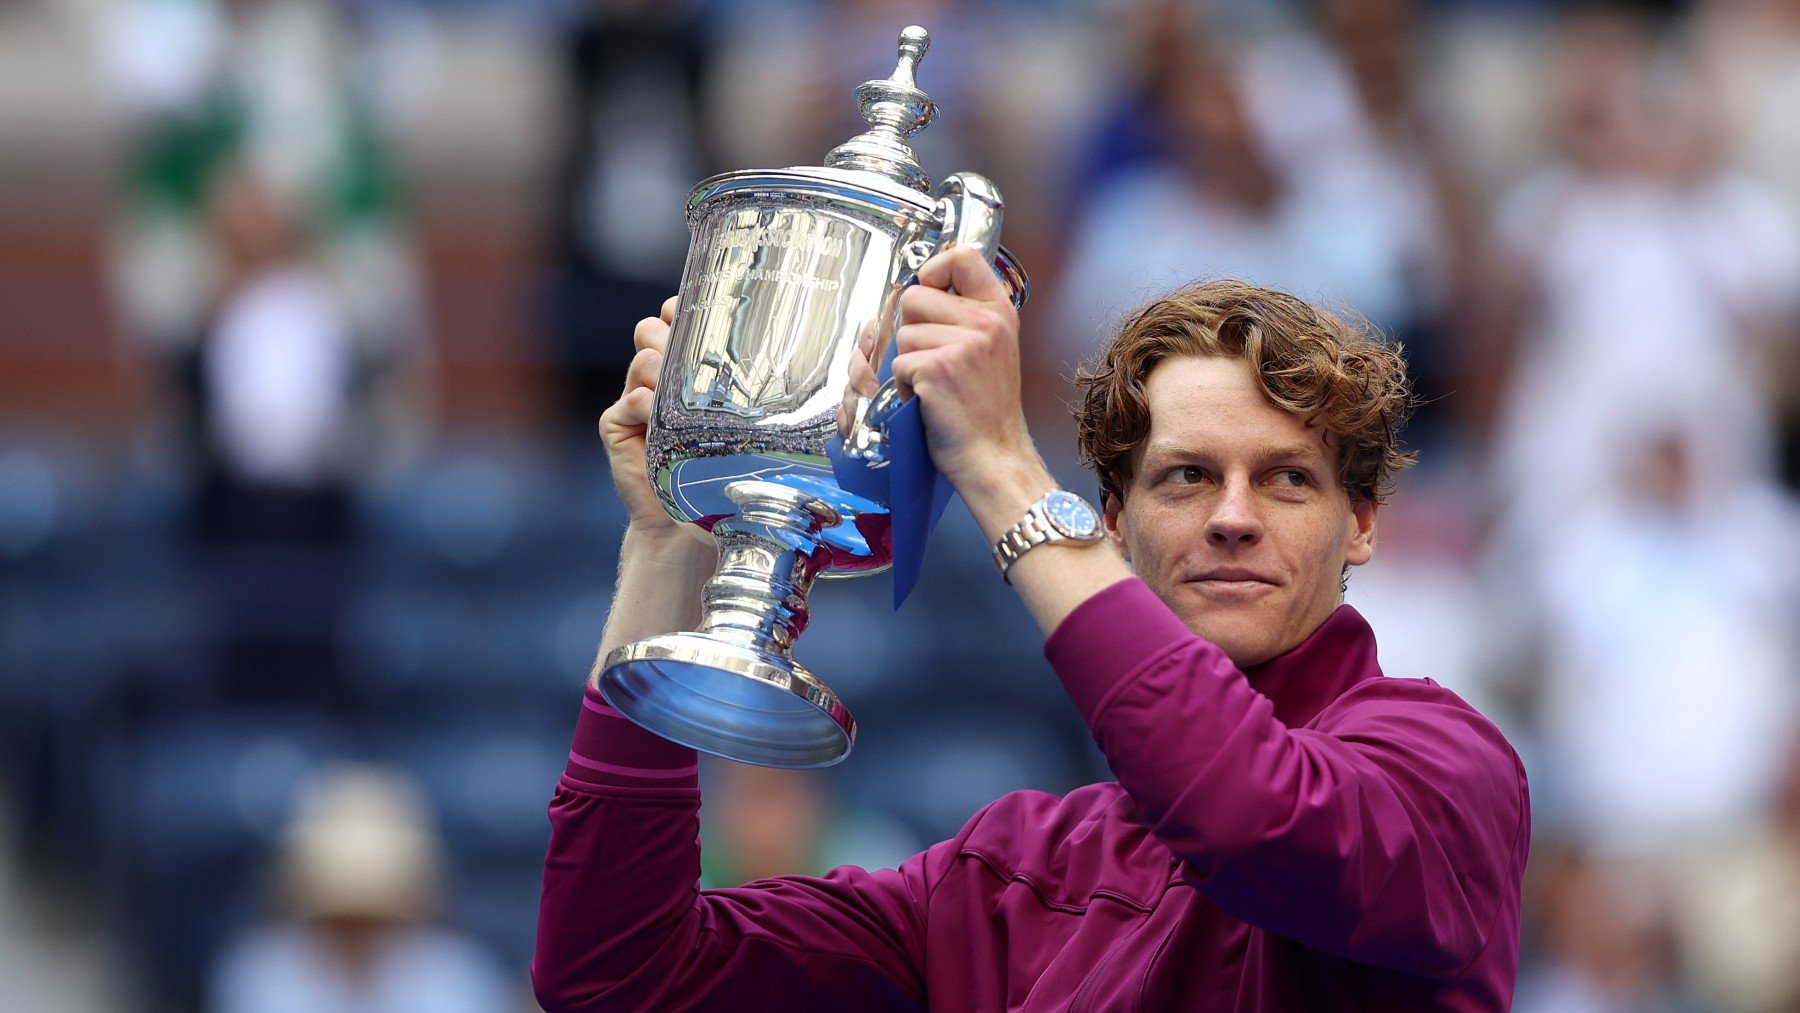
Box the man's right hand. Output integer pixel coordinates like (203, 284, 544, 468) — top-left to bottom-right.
(600, 296, 711, 551)
(592, 297, 717, 680)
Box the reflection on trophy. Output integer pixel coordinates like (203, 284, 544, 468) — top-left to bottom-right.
(596, 25, 1029, 768)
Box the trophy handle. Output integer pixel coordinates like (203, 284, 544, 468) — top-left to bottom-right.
(845, 172, 1012, 465)
(929, 171, 1004, 263)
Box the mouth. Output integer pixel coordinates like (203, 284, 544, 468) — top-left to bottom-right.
(1185, 569, 1279, 596)
(1190, 567, 1276, 584)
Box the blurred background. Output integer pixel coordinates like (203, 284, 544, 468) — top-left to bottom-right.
(2, 0, 1799, 1008)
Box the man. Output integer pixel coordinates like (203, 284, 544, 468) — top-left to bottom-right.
(534, 248, 1530, 1010)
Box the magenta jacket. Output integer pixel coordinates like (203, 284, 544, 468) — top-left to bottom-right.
(534, 579, 1529, 1011)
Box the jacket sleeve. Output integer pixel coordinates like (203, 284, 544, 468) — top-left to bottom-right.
(1044, 579, 1529, 981)
(531, 688, 944, 1012)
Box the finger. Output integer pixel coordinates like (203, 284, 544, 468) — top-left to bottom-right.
(847, 345, 880, 396)
(634, 315, 671, 354)
(916, 245, 1009, 306)
(624, 346, 663, 394)
(899, 285, 1006, 329)
(890, 351, 917, 402)
(894, 321, 980, 354)
(603, 384, 656, 431)
(660, 295, 679, 324)
(891, 348, 947, 402)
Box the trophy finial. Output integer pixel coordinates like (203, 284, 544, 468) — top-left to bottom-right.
(895, 25, 929, 86)
(825, 26, 939, 191)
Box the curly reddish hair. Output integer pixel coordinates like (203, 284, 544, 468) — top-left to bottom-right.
(1074, 280, 1417, 506)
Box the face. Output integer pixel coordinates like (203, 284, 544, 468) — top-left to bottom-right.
(1104, 355, 1377, 667)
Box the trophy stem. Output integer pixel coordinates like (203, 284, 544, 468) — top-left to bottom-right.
(697, 482, 839, 653)
(596, 480, 857, 768)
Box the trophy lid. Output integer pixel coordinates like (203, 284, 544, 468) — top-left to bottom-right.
(824, 26, 939, 193)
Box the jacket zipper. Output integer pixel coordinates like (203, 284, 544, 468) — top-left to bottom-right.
(1133, 920, 1182, 1010)
(1067, 933, 1131, 1013)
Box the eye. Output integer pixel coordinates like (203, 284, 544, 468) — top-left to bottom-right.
(1270, 469, 1310, 488)
(1166, 465, 1208, 485)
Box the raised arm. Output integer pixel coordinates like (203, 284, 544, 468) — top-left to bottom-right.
(534, 300, 941, 1011)
(896, 248, 1527, 981)
(588, 297, 716, 661)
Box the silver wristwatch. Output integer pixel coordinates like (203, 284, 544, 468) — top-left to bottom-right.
(992, 490, 1105, 582)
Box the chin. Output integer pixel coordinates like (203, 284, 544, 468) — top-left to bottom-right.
(1155, 581, 1295, 666)
(1217, 639, 1281, 669)
(1183, 615, 1278, 669)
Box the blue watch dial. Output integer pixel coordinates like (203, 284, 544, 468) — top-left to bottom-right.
(1043, 490, 1100, 539)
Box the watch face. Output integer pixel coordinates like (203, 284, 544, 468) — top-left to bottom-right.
(1043, 490, 1101, 539)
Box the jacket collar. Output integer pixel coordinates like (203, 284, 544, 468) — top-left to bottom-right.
(1240, 604, 1383, 728)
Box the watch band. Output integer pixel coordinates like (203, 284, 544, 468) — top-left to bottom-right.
(991, 490, 1103, 583)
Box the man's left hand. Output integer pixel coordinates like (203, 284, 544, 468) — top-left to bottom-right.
(891, 245, 1045, 503)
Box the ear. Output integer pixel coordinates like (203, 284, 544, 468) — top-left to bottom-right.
(1103, 493, 1132, 565)
(1343, 499, 1378, 567)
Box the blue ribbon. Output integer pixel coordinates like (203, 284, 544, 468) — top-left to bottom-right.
(826, 398, 955, 610)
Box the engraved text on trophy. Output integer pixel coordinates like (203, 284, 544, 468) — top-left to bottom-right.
(677, 208, 872, 420)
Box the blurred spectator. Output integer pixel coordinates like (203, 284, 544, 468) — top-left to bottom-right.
(1064, 0, 1190, 195)
(545, 0, 714, 438)
(105, 0, 431, 488)
(1049, 0, 1460, 414)
(1515, 844, 1699, 1013)
(701, 761, 832, 885)
(1515, 423, 1800, 1010)
(196, 164, 358, 538)
(699, 757, 926, 887)
(207, 764, 514, 1013)
(1530, 426, 1800, 853)
(1049, 50, 1304, 369)
(1343, 469, 1504, 721)
(1693, 0, 1800, 218)
(101, 0, 432, 717)
(1484, 7, 1800, 550)
(1244, 0, 1477, 434)
(183, 162, 360, 714)
(1692, 0, 1800, 488)
(1674, 734, 1800, 1010)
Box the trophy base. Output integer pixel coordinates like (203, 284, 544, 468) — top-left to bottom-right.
(598, 632, 855, 769)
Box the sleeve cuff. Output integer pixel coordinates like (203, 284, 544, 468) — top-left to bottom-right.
(1044, 578, 1200, 721)
(564, 684, 701, 789)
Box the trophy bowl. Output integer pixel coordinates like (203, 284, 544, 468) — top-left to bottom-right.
(596, 25, 1029, 768)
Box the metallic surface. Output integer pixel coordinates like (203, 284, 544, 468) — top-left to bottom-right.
(599, 26, 1028, 767)
(647, 166, 1027, 550)
(601, 635, 854, 769)
(599, 481, 855, 768)
(825, 24, 937, 191)
(992, 490, 1105, 582)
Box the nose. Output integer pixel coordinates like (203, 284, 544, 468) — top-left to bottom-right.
(1205, 477, 1263, 548)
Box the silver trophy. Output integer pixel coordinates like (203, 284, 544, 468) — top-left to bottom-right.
(596, 26, 1028, 768)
